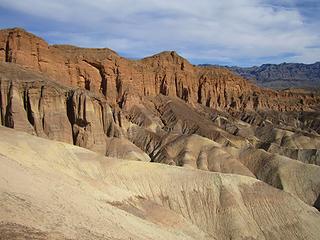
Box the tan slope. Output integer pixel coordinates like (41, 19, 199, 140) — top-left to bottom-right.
(152, 133, 254, 177)
(0, 126, 210, 240)
(1, 126, 320, 239)
(237, 148, 320, 209)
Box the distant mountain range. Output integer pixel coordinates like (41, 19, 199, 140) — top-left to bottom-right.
(200, 62, 320, 89)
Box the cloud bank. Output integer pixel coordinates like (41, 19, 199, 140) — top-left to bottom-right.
(0, 0, 319, 66)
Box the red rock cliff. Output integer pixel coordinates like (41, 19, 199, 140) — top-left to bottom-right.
(0, 28, 318, 111)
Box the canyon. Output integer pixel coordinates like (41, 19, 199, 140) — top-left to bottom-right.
(1, 27, 320, 240)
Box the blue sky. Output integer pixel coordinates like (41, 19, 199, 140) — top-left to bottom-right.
(0, 0, 319, 66)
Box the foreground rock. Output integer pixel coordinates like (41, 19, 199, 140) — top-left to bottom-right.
(1, 126, 320, 240)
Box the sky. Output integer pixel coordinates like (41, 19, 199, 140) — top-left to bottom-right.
(0, 0, 319, 66)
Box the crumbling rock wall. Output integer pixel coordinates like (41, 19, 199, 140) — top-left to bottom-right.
(1, 28, 318, 112)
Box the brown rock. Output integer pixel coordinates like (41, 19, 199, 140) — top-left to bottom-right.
(1, 28, 318, 112)
(0, 62, 122, 152)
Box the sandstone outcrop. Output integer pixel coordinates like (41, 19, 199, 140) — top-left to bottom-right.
(0, 62, 124, 155)
(1, 28, 319, 112)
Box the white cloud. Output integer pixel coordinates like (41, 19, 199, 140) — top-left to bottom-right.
(0, 0, 319, 66)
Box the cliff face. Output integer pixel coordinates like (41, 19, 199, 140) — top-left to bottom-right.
(1, 28, 318, 112)
(0, 62, 124, 154)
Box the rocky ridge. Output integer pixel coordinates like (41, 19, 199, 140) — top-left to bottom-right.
(1, 28, 318, 111)
(200, 62, 320, 89)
